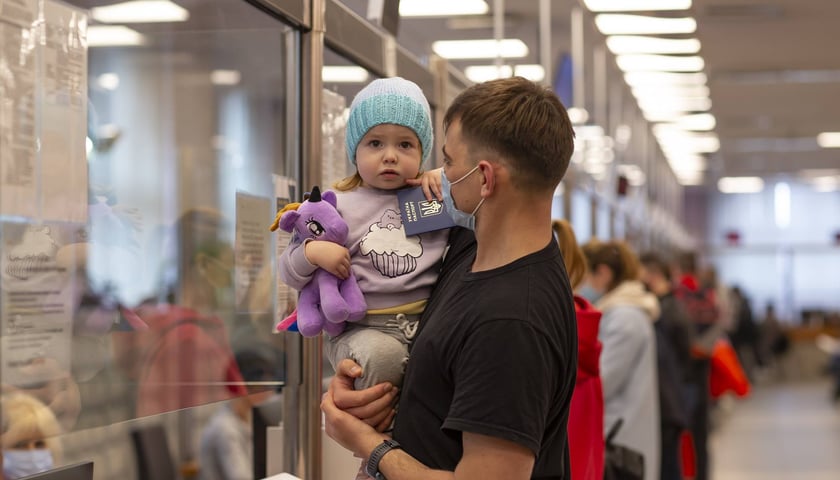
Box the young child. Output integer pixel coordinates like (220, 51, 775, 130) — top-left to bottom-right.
(279, 77, 448, 392)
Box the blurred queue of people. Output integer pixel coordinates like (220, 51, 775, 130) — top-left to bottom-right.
(553, 219, 763, 480)
(1, 205, 284, 479)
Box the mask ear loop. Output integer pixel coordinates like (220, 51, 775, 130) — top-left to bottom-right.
(450, 164, 481, 185)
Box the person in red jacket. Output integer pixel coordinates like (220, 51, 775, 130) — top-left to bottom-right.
(552, 220, 604, 480)
(112, 209, 246, 417)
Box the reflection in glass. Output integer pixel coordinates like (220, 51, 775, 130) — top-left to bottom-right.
(1, 392, 63, 479)
(0, 0, 293, 434)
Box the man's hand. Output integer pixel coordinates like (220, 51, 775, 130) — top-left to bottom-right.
(304, 241, 351, 279)
(322, 383, 389, 459)
(406, 168, 443, 202)
(330, 359, 397, 432)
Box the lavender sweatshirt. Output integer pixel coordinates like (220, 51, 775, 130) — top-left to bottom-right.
(278, 187, 449, 310)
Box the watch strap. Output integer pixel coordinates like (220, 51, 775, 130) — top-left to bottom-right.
(365, 439, 401, 479)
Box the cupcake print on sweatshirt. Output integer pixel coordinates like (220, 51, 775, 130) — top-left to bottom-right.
(360, 209, 422, 278)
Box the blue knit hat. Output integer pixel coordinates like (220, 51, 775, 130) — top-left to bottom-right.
(345, 77, 433, 166)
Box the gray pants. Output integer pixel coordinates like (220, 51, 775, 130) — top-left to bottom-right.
(324, 313, 419, 391)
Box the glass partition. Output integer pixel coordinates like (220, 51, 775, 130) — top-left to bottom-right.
(1, 0, 297, 440)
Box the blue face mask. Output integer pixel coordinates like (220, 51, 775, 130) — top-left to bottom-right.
(577, 285, 602, 304)
(441, 165, 485, 231)
(4, 449, 54, 479)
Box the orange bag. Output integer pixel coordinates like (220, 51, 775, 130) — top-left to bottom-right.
(709, 338, 751, 399)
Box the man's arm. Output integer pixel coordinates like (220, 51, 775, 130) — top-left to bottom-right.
(322, 389, 535, 480)
(381, 431, 534, 480)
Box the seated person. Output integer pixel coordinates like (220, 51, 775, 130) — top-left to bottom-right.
(198, 350, 277, 480)
(1, 392, 63, 479)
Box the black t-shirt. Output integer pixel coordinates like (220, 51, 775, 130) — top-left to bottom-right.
(393, 228, 578, 479)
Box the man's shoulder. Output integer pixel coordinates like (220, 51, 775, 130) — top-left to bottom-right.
(440, 228, 475, 268)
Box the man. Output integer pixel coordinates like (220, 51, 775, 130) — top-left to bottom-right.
(640, 253, 694, 385)
(321, 77, 578, 479)
(670, 251, 719, 480)
(639, 253, 694, 480)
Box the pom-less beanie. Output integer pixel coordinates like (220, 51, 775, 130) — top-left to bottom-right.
(345, 77, 433, 165)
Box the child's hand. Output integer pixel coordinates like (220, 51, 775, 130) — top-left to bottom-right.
(406, 168, 443, 202)
(305, 241, 351, 279)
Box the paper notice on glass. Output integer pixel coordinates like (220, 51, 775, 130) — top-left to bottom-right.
(235, 192, 272, 314)
(39, 0, 87, 222)
(322, 88, 348, 188)
(0, 13, 38, 218)
(0, 0, 37, 27)
(0, 222, 74, 388)
(272, 175, 298, 328)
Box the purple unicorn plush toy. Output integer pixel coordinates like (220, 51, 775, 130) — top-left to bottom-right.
(276, 186, 366, 337)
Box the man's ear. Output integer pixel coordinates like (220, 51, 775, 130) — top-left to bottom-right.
(479, 160, 497, 197)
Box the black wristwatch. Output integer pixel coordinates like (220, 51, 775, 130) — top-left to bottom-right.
(365, 439, 401, 480)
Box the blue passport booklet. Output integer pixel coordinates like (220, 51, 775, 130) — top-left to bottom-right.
(397, 187, 455, 236)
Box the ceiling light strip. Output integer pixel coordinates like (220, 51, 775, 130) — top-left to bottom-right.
(607, 36, 701, 55)
(595, 14, 696, 35)
(400, 0, 489, 17)
(432, 39, 529, 59)
(583, 0, 691, 12)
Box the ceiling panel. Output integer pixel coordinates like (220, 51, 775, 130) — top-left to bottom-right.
(333, 0, 840, 181)
(694, 0, 840, 178)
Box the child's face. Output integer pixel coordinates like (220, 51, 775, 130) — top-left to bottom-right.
(356, 124, 422, 190)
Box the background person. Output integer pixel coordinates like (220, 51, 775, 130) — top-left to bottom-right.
(640, 252, 694, 480)
(1, 392, 63, 479)
(582, 240, 661, 480)
(552, 219, 604, 480)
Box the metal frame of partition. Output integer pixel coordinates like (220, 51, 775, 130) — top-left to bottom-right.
(250, 0, 310, 28)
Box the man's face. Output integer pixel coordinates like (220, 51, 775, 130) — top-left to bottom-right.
(442, 119, 482, 213)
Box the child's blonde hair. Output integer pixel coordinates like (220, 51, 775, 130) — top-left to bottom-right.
(1, 392, 63, 460)
(551, 219, 588, 289)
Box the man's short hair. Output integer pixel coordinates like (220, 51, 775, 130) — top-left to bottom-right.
(640, 252, 672, 282)
(443, 77, 575, 192)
